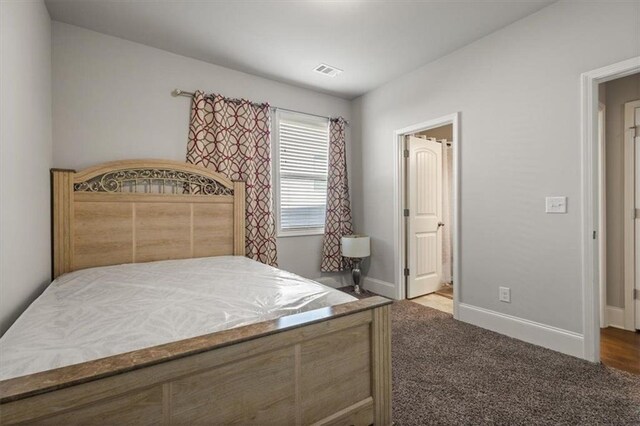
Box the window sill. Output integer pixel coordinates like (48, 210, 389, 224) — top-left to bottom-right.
(277, 229, 325, 238)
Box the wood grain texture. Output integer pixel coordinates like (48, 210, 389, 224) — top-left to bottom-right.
(34, 386, 164, 426)
(0, 299, 392, 425)
(170, 347, 296, 424)
(51, 161, 244, 278)
(74, 192, 234, 204)
(311, 397, 374, 426)
(193, 203, 234, 257)
(600, 327, 640, 374)
(300, 324, 371, 424)
(74, 202, 133, 269)
(51, 170, 74, 278)
(0, 298, 388, 404)
(135, 203, 192, 262)
(23, 161, 394, 425)
(372, 305, 392, 425)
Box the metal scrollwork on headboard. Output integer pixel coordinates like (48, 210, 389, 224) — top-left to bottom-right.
(74, 168, 234, 195)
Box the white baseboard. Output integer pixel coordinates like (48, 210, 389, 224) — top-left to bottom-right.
(605, 305, 625, 329)
(362, 277, 396, 299)
(458, 303, 584, 359)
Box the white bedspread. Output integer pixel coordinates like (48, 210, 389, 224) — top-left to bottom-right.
(0, 256, 356, 380)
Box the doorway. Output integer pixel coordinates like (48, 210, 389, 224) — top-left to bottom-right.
(393, 113, 460, 318)
(581, 57, 640, 363)
(597, 73, 640, 374)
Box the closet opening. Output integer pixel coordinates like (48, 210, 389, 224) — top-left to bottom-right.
(393, 113, 460, 318)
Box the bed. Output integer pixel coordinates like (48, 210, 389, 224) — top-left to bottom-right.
(0, 160, 392, 425)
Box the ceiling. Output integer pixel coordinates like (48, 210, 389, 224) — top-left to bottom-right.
(45, 0, 555, 99)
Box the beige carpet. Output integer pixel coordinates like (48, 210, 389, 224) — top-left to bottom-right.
(392, 300, 640, 425)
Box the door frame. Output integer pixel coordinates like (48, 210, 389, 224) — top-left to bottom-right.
(580, 56, 640, 362)
(597, 102, 606, 328)
(393, 112, 460, 319)
(623, 100, 640, 330)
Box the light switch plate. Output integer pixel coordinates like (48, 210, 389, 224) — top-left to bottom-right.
(499, 287, 511, 303)
(545, 196, 567, 214)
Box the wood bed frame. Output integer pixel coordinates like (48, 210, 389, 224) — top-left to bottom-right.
(0, 160, 392, 425)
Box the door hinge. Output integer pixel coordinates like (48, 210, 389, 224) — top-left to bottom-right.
(593, 230, 597, 240)
(404, 268, 410, 276)
(635, 289, 639, 300)
(403, 208, 409, 217)
(403, 149, 409, 158)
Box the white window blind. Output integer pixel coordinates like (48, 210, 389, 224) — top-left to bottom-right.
(274, 111, 329, 235)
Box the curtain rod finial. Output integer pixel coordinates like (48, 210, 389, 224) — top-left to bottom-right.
(172, 89, 182, 97)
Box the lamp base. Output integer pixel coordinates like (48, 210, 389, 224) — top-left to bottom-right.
(351, 258, 362, 295)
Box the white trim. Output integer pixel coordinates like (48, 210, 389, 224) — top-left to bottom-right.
(393, 113, 461, 318)
(277, 228, 324, 238)
(606, 305, 625, 329)
(623, 100, 639, 330)
(458, 303, 585, 359)
(598, 103, 607, 329)
(580, 56, 640, 362)
(362, 276, 396, 299)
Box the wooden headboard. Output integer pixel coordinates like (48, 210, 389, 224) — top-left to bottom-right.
(51, 160, 245, 279)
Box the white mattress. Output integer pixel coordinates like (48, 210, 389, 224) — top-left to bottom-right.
(0, 256, 356, 380)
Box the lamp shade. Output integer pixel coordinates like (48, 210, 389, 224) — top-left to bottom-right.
(341, 235, 370, 258)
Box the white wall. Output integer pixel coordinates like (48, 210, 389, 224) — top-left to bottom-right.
(604, 73, 640, 309)
(353, 0, 639, 344)
(0, 0, 53, 334)
(52, 22, 353, 285)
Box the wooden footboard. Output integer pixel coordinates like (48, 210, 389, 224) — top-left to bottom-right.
(0, 297, 392, 425)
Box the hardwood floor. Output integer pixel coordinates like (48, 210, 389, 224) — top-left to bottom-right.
(600, 327, 640, 374)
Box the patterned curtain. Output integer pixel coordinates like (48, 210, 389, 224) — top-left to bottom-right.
(186, 91, 278, 266)
(321, 118, 354, 272)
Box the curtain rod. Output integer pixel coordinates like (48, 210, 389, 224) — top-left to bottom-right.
(172, 89, 349, 125)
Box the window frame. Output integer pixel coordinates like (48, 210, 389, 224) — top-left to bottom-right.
(272, 109, 329, 238)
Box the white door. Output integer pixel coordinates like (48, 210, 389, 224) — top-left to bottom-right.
(633, 104, 640, 330)
(407, 136, 443, 298)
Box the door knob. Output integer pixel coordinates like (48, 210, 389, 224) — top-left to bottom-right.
(438, 222, 445, 228)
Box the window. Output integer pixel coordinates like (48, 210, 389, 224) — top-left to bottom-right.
(273, 110, 329, 236)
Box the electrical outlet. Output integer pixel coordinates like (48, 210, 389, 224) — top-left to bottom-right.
(499, 287, 511, 303)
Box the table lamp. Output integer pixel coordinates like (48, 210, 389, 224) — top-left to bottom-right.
(341, 235, 370, 295)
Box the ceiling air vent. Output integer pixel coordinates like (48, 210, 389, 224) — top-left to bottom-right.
(314, 63, 343, 77)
